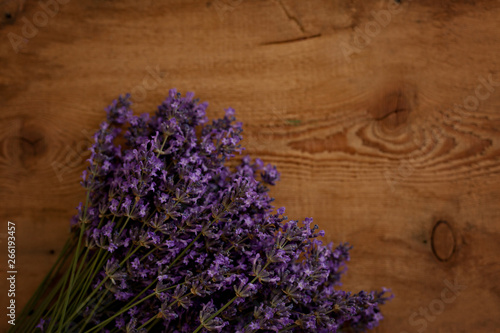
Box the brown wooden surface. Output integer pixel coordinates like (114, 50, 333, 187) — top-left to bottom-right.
(1, 0, 500, 332)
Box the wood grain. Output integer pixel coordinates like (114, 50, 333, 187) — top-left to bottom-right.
(1, 0, 500, 332)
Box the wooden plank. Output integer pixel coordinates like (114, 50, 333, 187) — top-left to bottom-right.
(0, 0, 499, 331)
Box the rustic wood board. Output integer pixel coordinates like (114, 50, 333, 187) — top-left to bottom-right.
(1, 0, 499, 331)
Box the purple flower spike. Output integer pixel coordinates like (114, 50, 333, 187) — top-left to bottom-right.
(29, 90, 390, 333)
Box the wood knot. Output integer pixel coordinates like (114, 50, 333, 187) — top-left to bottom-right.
(369, 83, 417, 133)
(18, 122, 47, 169)
(1, 0, 23, 24)
(431, 220, 456, 262)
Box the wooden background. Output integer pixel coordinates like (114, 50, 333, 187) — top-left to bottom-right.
(1, 0, 499, 332)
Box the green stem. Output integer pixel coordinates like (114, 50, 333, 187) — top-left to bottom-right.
(192, 261, 271, 333)
(84, 280, 188, 333)
(119, 246, 141, 266)
(137, 315, 158, 330)
(78, 290, 108, 333)
(45, 258, 74, 332)
(168, 232, 202, 269)
(156, 133, 170, 157)
(225, 236, 248, 253)
(192, 296, 238, 333)
(13, 237, 73, 331)
(82, 227, 212, 333)
(57, 170, 96, 332)
(72, 246, 90, 286)
(70, 206, 223, 331)
(118, 214, 133, 236)
(60, 205, 137, 327)
(140, 246, 158, 262)
(61, 242, 139, 328)
(59, 268, 109, 328)
(83, 289, 158, 332)
(71, 249, 108, 313)
(278, 324, 299, 332)
(58, 223, 86, 332)
(21, 248, 75, 332)
(146, 318, 161, 331)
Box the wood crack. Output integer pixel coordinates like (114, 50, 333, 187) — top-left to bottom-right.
(373, 108, 408, 121)
(275, 0, 305, 33)
(260, 33, 322, 46)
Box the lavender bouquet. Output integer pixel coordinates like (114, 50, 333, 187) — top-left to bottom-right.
(13, 90, 390, 333)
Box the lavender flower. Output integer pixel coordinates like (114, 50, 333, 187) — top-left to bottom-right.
(14, 90, 391, 333)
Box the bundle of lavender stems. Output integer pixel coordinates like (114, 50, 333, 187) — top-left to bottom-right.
(13, 90, 391, 333)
